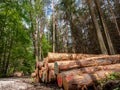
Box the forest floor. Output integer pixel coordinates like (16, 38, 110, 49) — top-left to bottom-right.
(0, 76, 120, 90)
(0, 76, 63, 90)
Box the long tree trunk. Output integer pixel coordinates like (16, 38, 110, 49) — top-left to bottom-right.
(35, 17, 39, 62)
(63, 70, 120, 90)
(57, 63, 120, 87)
(94, 0, 115, 55)
(4, 36, 13, 75)
(39, 18, 44, 61)
(48, 52, 107, 62)
(107, 0, 120, 36)
(54, 55, 120, 74)
(87, 0, 108, 54)
(30, 0, 39, 63)
(52, 0, 55, 53)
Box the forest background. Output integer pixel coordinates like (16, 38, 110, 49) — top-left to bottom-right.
(0, 0, 120, 77)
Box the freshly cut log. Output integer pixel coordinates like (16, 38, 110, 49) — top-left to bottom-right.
(41, 70, 46, 82)
(48, 70, 56, 83)
(57, 63, 120, 87)
(39, 67, 47, 80)
(43, 70, 48, 83)
(35, 61, 43, 69)
(31, 72, 36, 78)
(43, 57, 49, 68)
(35, 68, 38, 75)
(63, 69, 120, 90)
(54, 55, 120, 74)
(48, 52, 107, 62)
(48, 63, 54, 70)
(34, 68, 39, 82)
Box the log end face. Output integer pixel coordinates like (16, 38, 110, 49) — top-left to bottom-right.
(63, 76, 73, 90)
(54, 62, 59, 75)
(57, 75, 63, 87)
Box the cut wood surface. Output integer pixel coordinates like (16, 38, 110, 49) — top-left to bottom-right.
(48, 70, 56, 83)
(48, 63, 54, 70)
(43, 57, 49, 68)
(38, 67, 47, 79)
(48, 52, 108, 62)
(54, 55, 120, 74)
(63, 69, 120, 90)
(32, 53, 120, 89)
(41, 70, 46, 82)
(36, 61, 43, 69)
(57, 63, 120, 87)
(34, 68, 39, 83)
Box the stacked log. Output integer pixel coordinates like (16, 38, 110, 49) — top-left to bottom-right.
(63, 70, 120, 90)
(31, 52, 120, 90)
(54, 55, 120, 74)
(57, 63, 120, 87)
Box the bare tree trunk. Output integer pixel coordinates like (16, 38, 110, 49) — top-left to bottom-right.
(64, 27, 68, 53)
(52, 0, 55, 53)
(5, 36, 13, 75)
(30, 0, 39, 63)
(114, 0, 120, 16)
(87, 0, 108, 54)
(94, 0, 115, 55)
(35, 17, 39, 62)
(39, 17, 45, 60)
(55, 17, 58, 52)
(107, 0, 120, 36)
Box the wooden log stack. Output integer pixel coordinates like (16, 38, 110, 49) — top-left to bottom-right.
(32, 52, 120, 90)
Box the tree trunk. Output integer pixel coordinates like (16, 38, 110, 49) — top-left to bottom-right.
(48, 69, 56, 83)
(52, 0, 55, 53)
(94, 0, 115, 54)
(41, 69, 48, 83)
(39, 19, 43, 61)
(30, 0, 39, 64)
(57, 63, 120, 87)
(48, 63, 54, 70)
(48, 52, 106, 62)
(87, 0, 108, 54)
(63, 70, 120, 90)
(35, 17, 39, 62)
(107, 0, 120, 36)
(54, 55, 120, 74)
(5, 36, 13, 75)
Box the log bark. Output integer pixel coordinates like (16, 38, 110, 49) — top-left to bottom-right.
(63, 69, 120, 90)
(34, 68, 39, 82)
(31, 72, 36, 78)
(38, 67, 47, 81)
(48, 52, 106, 62)
(54, 55, 120, 74)
(48, 69, 56, 83)
(36, 61, 43, 69)
(43, 57, 49, 68)
(41, 70, 47, 82)
(57, 63, 120, 87)
(48, 63, 54, 70)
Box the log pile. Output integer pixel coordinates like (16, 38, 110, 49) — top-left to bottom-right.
(32, 52, 120, 90)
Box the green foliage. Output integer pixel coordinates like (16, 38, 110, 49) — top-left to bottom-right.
(113, 88, 119, 90)
(0, 0, 51, 77)
(98, 72, 120, 86)
(107, 72, 120, 80)
(42, 35, 52, 57)
(0, 0, 36, 77)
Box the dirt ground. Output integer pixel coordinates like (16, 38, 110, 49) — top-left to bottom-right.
(0, 77, 63, 90)
(0, 77, 120, 90)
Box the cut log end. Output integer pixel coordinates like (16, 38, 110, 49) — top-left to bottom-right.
(54, 62, 59, 75)
(57, 74, 63, 87)
(63, 76, 75, 90)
